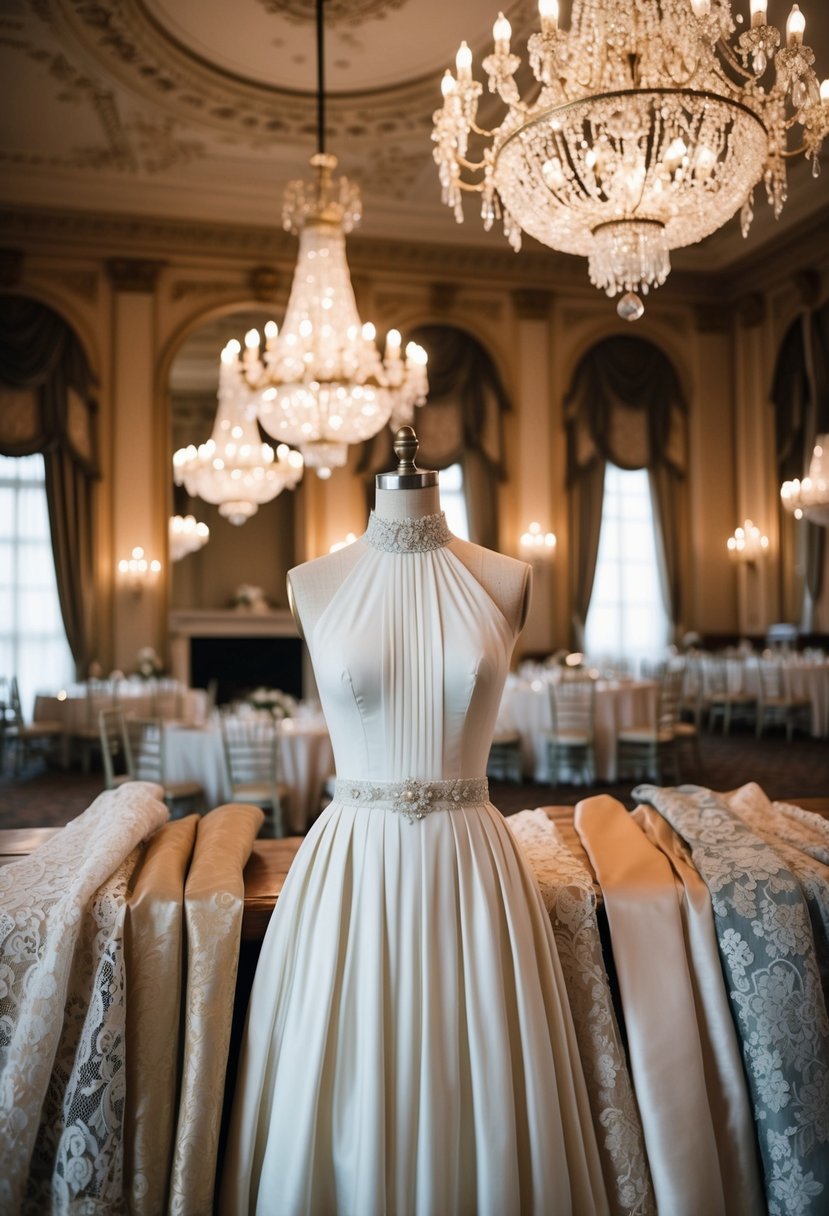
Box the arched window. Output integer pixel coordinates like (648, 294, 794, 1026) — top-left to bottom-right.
(565, 336, 688, 661)
(583, 463, 670, 666)
(359, 325, 509, 548)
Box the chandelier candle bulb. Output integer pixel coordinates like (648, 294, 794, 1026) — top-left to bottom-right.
(493, 13, 512, 53)
(691, 0, 711, 16)
(821, 79, 829, 103)
(750, 0, 767, 27)
(539, 0, 559, 31)
(787, 4, 805, 45)
(456, 41, 473, 81)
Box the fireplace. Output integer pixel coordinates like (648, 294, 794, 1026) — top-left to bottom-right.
(169, 609, 309, 704)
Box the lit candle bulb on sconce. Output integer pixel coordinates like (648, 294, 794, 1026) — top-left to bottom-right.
(520, 521, 557, 563)
(118, 546, 162, 595)
(726, 520, 769, 565)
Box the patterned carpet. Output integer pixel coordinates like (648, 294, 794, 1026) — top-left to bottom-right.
(1, 726, 827, 830)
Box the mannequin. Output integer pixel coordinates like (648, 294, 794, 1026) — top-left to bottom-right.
(288, 426, 532, 639)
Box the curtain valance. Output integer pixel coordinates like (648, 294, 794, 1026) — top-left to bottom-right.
(0, 296, 99, 474)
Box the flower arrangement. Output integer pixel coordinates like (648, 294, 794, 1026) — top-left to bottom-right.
(248, 687, 298, 720)
(231, 584, 271, 614)
(136, 646, 163, 679)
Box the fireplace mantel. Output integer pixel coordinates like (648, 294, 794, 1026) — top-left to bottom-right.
(169, 609, 306, 693)
(170, 609, 299, 640)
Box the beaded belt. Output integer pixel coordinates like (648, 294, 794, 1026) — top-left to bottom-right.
(332, 777, 489, 822)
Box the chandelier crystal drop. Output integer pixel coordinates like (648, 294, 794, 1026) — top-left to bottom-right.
(169, 514, 210, 561)
(433, 1, 829, 317)
(781, 434, 829, 526)
(172, 341, 304, 526)
(238, 154, 428, 478)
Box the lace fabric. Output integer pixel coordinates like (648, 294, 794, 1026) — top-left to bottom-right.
(363, 510, 452, 553)
(333, 776, 489, 821)
(0, 782, 168, 1214)
(634, 783, 829, 1216)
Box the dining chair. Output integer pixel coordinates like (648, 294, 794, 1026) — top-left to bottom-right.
(4, 676, 64, 776)
(123, 716, 205, 817)
(546, 677, 596, 786)
(221, 716, 289, 837)
(487, 731, 523, 783)
(616, 665, 683, 783)
(706, 656, 757, 734)
(73, 678, 116, 773)
(98, 708, 134, 790)
(755, 657, 812, 741)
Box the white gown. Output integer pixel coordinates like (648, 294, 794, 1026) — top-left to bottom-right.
(221, 512, 609, 1216)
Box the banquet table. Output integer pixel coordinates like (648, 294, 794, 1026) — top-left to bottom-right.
(34, 682, 209, 733)
(162, 717, 334, 833)
(498, 675, 659, 783)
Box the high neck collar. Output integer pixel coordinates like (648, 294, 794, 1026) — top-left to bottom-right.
(364, 510, 453, 553)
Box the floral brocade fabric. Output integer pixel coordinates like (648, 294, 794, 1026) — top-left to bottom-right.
(634, 783, 829, 1216)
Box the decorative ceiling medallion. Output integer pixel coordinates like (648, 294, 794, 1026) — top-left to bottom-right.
(256, 0, 411, 26)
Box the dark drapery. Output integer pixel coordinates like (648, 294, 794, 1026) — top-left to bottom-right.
(772, 301, 829, 610)
(565, 336, 688, 646)
(0, 296, 99, 676)
(359, 325, 509, 549)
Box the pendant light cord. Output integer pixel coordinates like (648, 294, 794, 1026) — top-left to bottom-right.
(316, 0, 325, 156)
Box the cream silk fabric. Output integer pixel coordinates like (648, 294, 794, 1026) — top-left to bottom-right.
(631, 805, 765, 1214)
(575, 794, 728, 1216)
(0, 782, 168, 1215)
(168, 803, 263, 1216)
(124, 814, 199, 1215)
(222, 525, 610, 1216)
(507, 809, 655, 1216)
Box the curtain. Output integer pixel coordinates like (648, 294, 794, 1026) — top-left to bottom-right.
(565, 337, 688, 646)
(0, 297, 99, 677)
(358, 325, 509, 548)
(772, 303, 829, 612)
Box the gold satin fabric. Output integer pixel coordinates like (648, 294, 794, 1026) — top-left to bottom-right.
(632, 805, 765, 1214)
(124, 815, 199, 1216)
(168, 803, 263, 1216)
(575, 795, 728, 1216)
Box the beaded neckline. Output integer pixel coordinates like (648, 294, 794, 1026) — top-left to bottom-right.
(364, 510, 453, 553)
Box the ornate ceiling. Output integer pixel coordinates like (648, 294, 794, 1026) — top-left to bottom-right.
(1, 0, 828, 271)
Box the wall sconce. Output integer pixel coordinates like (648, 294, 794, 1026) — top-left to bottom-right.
(520, 521, 557, 562)
(726, 520, 769, 565)
(118, 546, 161, 595)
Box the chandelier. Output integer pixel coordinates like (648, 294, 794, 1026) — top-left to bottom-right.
(172, 340, 304, 526)
(433, 0, 829, 319)
(234, 0, 428, 478)
(781, 433, 829, 525)
(169, 514, 210, 561)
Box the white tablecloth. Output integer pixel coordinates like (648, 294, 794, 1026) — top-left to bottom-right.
(498, 677, 659, 783)
(163, 718, 333, 833)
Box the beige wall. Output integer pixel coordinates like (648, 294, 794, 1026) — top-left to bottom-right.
(2, 208, 829, 673)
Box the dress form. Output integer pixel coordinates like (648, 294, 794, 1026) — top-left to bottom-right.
(288, 427, 531, 638)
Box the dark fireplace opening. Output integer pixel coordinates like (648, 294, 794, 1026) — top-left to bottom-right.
(190, 636, 303, 705)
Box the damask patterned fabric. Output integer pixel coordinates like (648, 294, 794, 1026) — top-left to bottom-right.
(0, 782, 168, 1215)
(507, 809, 655, 1216)
(634, 783, 829, 1216)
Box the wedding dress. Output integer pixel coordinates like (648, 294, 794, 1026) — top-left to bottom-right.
(221, 511, 609, 1216)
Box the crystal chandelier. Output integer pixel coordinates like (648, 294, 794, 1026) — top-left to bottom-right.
(433, 0, 829, 319)
(236, 0, 428, 478)
(169, 514, 210, 561)
(172, 340, 304, 526)
(780, 433, 829, 525)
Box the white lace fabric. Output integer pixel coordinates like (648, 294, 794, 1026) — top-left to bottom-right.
(0, 782, 168, 1215)
(363, 510, 452, 553)
(507, 810, 655, 1216)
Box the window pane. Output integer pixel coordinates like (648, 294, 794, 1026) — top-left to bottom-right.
(584, 464, 669, 668)
(0, 454, 74, 720)
(439, 462, 469, 541)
